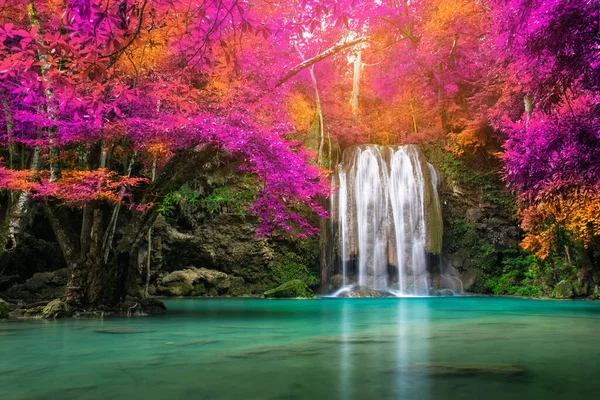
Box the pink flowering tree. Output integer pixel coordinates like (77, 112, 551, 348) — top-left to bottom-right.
(0, 0, 328, 307)
(489, 0, 600, 262)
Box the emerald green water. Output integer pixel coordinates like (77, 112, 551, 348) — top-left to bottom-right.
(1, 297, 600, 399)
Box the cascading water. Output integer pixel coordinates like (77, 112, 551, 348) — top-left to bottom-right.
(330, 145, 444, 297)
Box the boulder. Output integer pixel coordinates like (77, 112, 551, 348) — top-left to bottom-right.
(41, 298, 67, 319)
(140, 298, 167, 314)
(337, 286, 395, 298)
(590, 285, 600, 300)
(5, 268, 68, 302)
(554, 280, 574, 299)
(264, 280, 315, 299)
(159, 281, 195, 296)
(0, 298, 9, 319)
(157, 267, 245, 297)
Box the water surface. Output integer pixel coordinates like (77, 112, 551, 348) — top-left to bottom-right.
(1, 297, 599, 399)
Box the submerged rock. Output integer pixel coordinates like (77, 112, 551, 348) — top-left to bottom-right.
(0, 298, 9, 319)
(140, 298, 167, 314)
(320, 335, 395, 344)
(264, 280, 315, 298)
(554, 280, 574, 299)
(394, 362, 526, 377)
(95, 327, 153, 334)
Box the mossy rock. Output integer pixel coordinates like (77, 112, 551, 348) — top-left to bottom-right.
(331, 274, 345, 291)
(159, 282, 194, 296)
(417, 149, 443, 255)
(41, 298, 67, 319)
(193, 283, 207, 295)
(264, 280, 315, 299)
(553, 280, 574, 299)
(0, 298, 9, 319)
(227, 277, 247, 297)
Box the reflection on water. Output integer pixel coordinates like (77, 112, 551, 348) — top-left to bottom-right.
(1, 297, 600, 399)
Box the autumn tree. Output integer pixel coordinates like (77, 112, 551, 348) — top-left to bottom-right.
(490, 0, 600, 269)
(0, 0, 328, 308)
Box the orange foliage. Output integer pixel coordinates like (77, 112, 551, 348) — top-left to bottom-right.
(0, 166, 34, 192)
(286, 92, 315, 133)
(35, 169, 147, 207)
(519, 185, 600, 259)
(447, 120, 488, 156)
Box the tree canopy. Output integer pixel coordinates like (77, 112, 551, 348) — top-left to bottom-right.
(1, 0, 598, 304)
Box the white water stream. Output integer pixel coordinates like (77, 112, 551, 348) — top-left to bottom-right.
(330, 145, 444, 296)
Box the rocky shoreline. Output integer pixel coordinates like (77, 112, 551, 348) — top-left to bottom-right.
(0, 266, 318, 320)
(4, 289, 599, 322)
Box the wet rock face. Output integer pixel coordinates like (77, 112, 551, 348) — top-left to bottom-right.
(156, 267, 246, 297)
(330, 274, 345, 291)
(150, 209, 319, 296)
(3, 268, 68, 302)
(264, 280, 315, 299)
(146, 195, 322, 297)
(153, 215, 262, 274)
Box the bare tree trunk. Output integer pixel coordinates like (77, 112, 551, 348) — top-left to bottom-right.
(145, 158, 157, 298)
(409, 97, 418, 134)
(5, 147, 41, 252)
(293, 46, 332, 292)
(309, 66, 326, 165)
(43, 148, 214, 308)
(44, 204, 82, 305)
(3, 0, 54, 252)
(295, 44, 326, 166)
(101, 152, 136, 264)
(351, 49, 362, 125)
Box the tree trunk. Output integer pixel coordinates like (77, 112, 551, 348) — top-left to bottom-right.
(145, 158, 157, 298)
(310, 66, 326, 166)
(351, 49, 362, 125)
(44, 148, 215, 308)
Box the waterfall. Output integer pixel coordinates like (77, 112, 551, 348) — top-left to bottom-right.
(330, 145, 443, 297)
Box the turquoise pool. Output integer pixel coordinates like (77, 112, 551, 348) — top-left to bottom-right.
(1, 297, 599, 399)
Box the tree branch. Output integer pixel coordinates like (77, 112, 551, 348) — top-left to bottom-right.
(109, 147, 216, 265)
(44, 203, 80, 270)
(103, 0, 149, 68)
(380, 17, 419, 45)
(275, 37, 368, 87)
